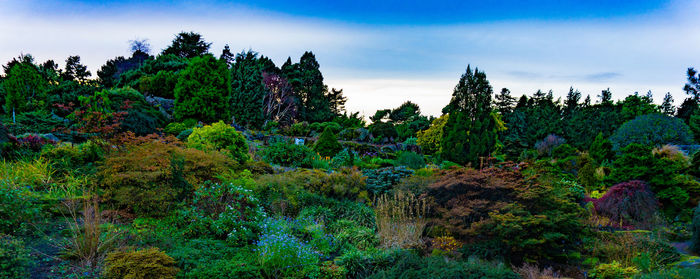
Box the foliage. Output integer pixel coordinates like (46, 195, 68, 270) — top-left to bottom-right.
(314, 126, 343, 157)
(395, 151, 426, 169)
(282, 51, 336, 122)
(610, 113, 694, 151)
(590, 231, 680, 273)
(187, 121, 249, 163)
(374, 191, 428, 249)
(99, 134, 233, 216)
(590, 132, 614, 164)
(590, 261, 638, 279)
(535, 134, 566, 157)
(255, 217, 323, 278)
(590, 180, 660, 229)
(259, 138, 317, 168)
(103, 247, 179, 279)
(3, 62, 48, 113)
(367, 251, 519, 279)
(691, 204, 700, 253)
(174, 54, 231, 122)
(162, 31, 211, 58)
(175, 182, 265, 246)
(0, 234, 32, 278)
(0, 182, 41, 235)
(369, 121, 397, 142)
(62, 197, 121, 269)
(229, 51, 276, 128)
(363, 166, 414, 195)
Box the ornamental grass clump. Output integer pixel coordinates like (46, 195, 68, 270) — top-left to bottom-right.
(374, 191, 428, 249)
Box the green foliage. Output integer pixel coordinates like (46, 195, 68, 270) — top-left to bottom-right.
(610, 113, 694, 151)
(314, 126, 342, 157)
(187, 121, 249, 163)
(368, 121, 397, 142)
(103, 247, 179, 279)
(174, 54, 231, 122)
(590, 132, 614, 163)
(691, 204, 700, 253)
(286, 121, 311, 137)
(255, 217, 324, 278)
(551, 143, 578, 159)
(175, 181, 265, 246)
(168, 240, 260, 279)
(230, 51, 275, 128)
(363, 166, 414, 195)
(162, 31, 211, 58)
(634, 267, 700, 279)
(365, 250, 519, 279)
(0, 234, 32, 278)
(310, 121, 343, 134)
(259, 138, 317, 168)
(282, 51, 335, 122)
(3, 62, 48, 113)
(590, 261, 638, 279)
(395, 151, 426, 169)
(330, 148, 355, 169)
(40, 140, 105, 173)
(0, 184, 41, 235)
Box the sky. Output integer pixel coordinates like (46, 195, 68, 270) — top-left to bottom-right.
(1, 0, 699, 116)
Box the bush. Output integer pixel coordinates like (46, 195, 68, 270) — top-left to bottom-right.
(41, 140, 105, 173)
(314, 126, 343, 157)
(259, 138, 317, 168)
(330, 148, 355, 169)
(366, 251, 519, 279)
(363, 166, 414, 195)
(634, 267, 700, 279)
(591, 180, 660, 229)
(552, 143, 578, 159)
(691, 204, 700, 253)
(255, 218, 322, 278)
(103, 247, 179, 279)
(173, 54, 231, 122)
(417, 115, 448, 155)
(369, 122, 398, 142)
(395, 151, 426, 169)
(168, 239, 261, 279)
(0, 185, 40, 235)
(286, 121, 311, 137)
(590, 261, 638, 279)
(310, 121, 342, 134)
(175, 182, 266, 246)
(0, 234, 32, 278)
(535, 134, 565, 157)
(610, 113, 694, 151)
(333, 220, 379, 251)
(187, 121, 249, 163)
(99, 134, 234, 216)
(590, 132, 614, 164)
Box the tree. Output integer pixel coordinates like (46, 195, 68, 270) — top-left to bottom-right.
(3, 62, 48, 113)
(661, 92, 675, 116)
(327, 88, 347, 115)
(441, 66, 499, 166)
(220, 45, 235, 66)
(598, 88, 613, 105)
(563, 87, 581, 116)
(97, 51, 150, 88)
(262, 72, 296, 126)
(494, 88, 515, 115)
(129, 39, 151, 54)
(589, 132, 613, 164)
(610, 113, 694, 151)
(2, 53, 34, 75)
(230, 50, 277, 128)
(173, 54, 230, 122)
(417, 114, 448, 155)
(282, 52, 333, 122)
(61, 55, 91, 82)
(619, 93, 659, 121)
(162, 31, 211, 58)
(314, 126, 342, 157)
(684, 67, 700, 100)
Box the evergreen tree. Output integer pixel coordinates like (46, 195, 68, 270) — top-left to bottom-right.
(61, 55, 91, 82)
(282, 52, 333, 122)
(598, 88, 613, 105)
(661, 92, 675, 116)
(173, 54, 230, 122)
(229, 50, 276, 128)
(314, 126, 342, 157)
(684, 67, 700, 100)
(564, 87, 581, 116)
(589, 132, 613, 164)
(220, 45, 235, 66)
(3, 62, 48, 114)
(162, 31, 211, 58)
(441, 66, 498, 166)
(494, 88, 515, 115)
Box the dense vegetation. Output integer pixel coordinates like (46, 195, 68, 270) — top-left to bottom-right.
(2, 31, 700, 278)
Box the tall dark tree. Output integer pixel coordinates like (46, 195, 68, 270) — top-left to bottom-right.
(3, 62, 48, 113)
(327, 88, 347, 115)
(220, 45, 235, 66)
(61, 55, 91, 82)
(684, 67, 700, 100)
(129, 39, 151, 54)
(494, 88, 515, 115)
(583, 95, 591, 107)
(564, 87, 581, 115)
(162, 31, 211, 58)
(3, 54, 34, 75)
(441, 66, 498, 166)
(598, 88, 613, 105)
(282, 52, 333, 122)
(230, 50, 277, 128)
(97, 51, 150, 88)
(661, 92, 675, 116)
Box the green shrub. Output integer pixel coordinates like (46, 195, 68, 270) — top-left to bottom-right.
(395, 151, 426, 169)
(173, 54, 231, 122)
(175, 182, 265, 246)
(333, 219, 378, 251)
(259, 139, 317, 168)
(690, 204, 700, 253)
(552, 143, 578, 159)
(0, 234, 32, 278)
(164, 121, 194, 136)
(0, 185, 40, 235)
(590, 132, 614, 163)
(310, 121, 342, 134)
(187, 121, 249, 163)
(363, 166, 414, 195)
(634, 267, 700, 279)
(590, 261, 638, 279)
(331, 148, 355, 169)
(286, 121, 311, 137)
(103, 247, 179, 279)
(168, 239, 261, 279)
(41, 140, 105, 173)
(610, 113, 694, 151)
(366, 250, 519, 279)
(314, 126, 343, 157)
(255, 218, 323, 278)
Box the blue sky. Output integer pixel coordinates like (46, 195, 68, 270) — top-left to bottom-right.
(1, 0, 699, 116)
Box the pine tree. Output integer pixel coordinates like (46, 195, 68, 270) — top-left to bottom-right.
(314, 126, 342, 157)
(494, 88, 515, 115)
(173, 54, 230, 122)
(598, 88, 612, 105)
(661, 92, 675, 116)
(440, 66, 498, 166)
(230, 50, 277, 128)
(564, 87, 581, 115)
(220, 45, 235, 66)
(3, 62, 48, 113)
(589, 132, 613, 164)
(162, 32, 211, 58)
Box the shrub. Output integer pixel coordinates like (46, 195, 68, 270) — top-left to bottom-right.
(103, 247, 179, 279)
(259, 138, 317, 168)
(691, 204, 700, 253)
(367, 252, 519, 279)
(363, 166, 414, 195)
(374, 191, 428, 249)
(187, 121, 249, 163)
(590, 132, 614, 164)
(333, 220, 378, 251)
(286, 121, 311, 137)
(41, 140, 105, 173)
(552, 143, 578, 159)
(535, 134, 565, 157)
(610, 113, 694, 151)
(395, 151, 426, 169)
(590, 261, 638, 279)
(173, 54, 231, 122)
(99, 135, 234, 216)
(591, 231, 681, 272)
(0, 234, 32, 278)
(255, 218, 322, 278)
(330, 148, 355, 168)
(175, 182, 265, 246)
(310, 121, 342, 134)
(0, 184, 40, 235)
(416, 116, 448, 155)
(168, 240, 260, 279)
(314, 126, 343, 157)
(369, 122, 398, 142)
(62, 197, 122, 270)
(634, 267, 700, 279)
(591, 180, 660, 229)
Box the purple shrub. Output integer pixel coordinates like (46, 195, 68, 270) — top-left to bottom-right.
(534, 134, 565, 157)
(592, 180, 659, 229)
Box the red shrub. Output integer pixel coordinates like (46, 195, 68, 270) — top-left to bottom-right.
(592, 180, 659, 229)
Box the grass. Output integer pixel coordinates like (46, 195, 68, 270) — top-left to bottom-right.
(374, 191, 428, 249)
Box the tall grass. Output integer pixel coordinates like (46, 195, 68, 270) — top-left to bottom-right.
(374, 191, 428, 249)
(0, 157, 55, 189)
(62, 196, 121, 270)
